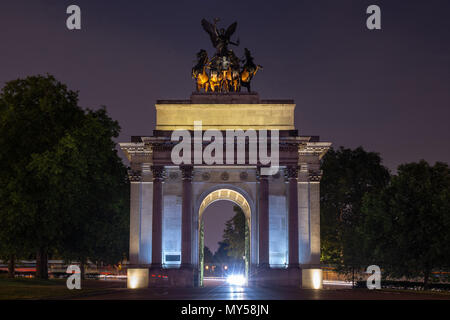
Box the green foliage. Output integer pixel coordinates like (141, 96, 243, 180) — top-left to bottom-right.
(204, 246, 214, 263)
(321, 147, 449, 286)
(213, 241, 231, 263)
(320, 146, 390, 271)
(361, 160, 450, 285)
(0, 75, 129, 273)
(33, 107, 129, 265)
(0, 75, 84, 262)
(222, 205, 248, 261)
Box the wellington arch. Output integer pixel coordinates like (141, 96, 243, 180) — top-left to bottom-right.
(119, 92, 331, 288)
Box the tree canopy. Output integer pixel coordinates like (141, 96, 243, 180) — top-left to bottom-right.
(361, 160, 450, 286)
(0, 75, 129, 278)
(221, 205, 248, 262)
(203, 246, 214, 263)
(320, 146, 390, 270)
(321, 146, 449, 286)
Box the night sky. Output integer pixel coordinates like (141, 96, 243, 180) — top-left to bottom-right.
(1, 1, 449, 252)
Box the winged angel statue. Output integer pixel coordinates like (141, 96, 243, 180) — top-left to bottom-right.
(192, 18, 262, 93)
(201, 18, 240, 55)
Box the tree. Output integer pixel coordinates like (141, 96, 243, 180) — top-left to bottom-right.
(213, 241, 231, 264)
(204, 246, 214, 263)
(320, 146, 390, 276)
(30, 108, 129, 278)
(222, 205, 247, 262)
(362, 160, 450, 287)
(0, 75, 129, 279)
(0, 75, 85, 278)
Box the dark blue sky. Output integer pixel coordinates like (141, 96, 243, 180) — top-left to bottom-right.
(1, 0, 449, 170)
(1, 1, 449, 251)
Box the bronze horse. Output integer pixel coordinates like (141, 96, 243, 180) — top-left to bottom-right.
(240, 48, 262, 93)
(192, 49, 210, 92)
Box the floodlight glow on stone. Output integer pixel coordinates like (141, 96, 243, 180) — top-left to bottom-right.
(127, 268, 149, 289)
(312, 270, 322, 290)
(129, 277, 138, 289)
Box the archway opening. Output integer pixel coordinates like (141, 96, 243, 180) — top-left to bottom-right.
(198, 189, 251, 286)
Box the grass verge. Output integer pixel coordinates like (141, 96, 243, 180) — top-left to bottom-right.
(0, 276, 113, 300)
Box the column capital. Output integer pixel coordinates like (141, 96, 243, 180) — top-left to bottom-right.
(128, 169, 142, 182)
(308, 170, 323, 182)
(180, 165, 194, 181)
(151, 166, 165, 181)
(285, 166, 299, 181)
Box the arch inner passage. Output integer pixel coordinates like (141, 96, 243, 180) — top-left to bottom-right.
(198, 188, 251, 286)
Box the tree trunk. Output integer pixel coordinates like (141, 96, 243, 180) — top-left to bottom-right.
(80, 258, 86, 280)
(423, 268, 430, 290)
(35, 248, 48, 279)
(8, 254, 15, 278)
(352, 266, 355, 289)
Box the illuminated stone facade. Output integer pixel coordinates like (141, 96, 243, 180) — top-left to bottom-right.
(120, 92, 331, 288)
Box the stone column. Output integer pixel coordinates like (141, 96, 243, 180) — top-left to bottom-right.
(287, 166, 299, 268)
(128, 170, 142, 265)
(139, 164, 153, 265)
(297, 177, 311, 265)
(257, 168, 269, 267)
(181, 165, 193, 267)
(150, 166, 164, 269)
(309, 171, 322, 265)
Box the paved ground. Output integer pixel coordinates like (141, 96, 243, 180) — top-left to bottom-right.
(74, 279, 450, 300)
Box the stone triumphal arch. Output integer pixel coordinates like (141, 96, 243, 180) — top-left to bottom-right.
(120, 92, 331, 288)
